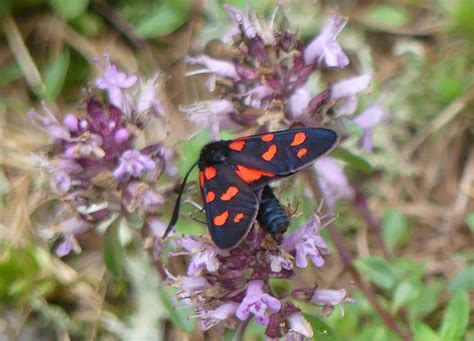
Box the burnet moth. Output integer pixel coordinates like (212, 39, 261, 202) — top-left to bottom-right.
(164, 127, 339, 249)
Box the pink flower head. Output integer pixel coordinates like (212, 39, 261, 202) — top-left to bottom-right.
(330, 74, 372, 116)
(176, 236, 220, 276)
(331, 74, 372, 100)
(63, 114, 79, 132)
(112, 150, 156, 180)
(304, 15, 349, 68)
(136, 74, 165, 117)
(243, 85, 274, 109)
(281, 215, 329, 268)
(310, 288, 352, 306)
(268, 254, 293, 273)
(125, 181, 164, 214)
(186, 55, 240, 80)
(180, 100, 239, 140)
(52, 170, 72, 193)
(179, 276, 212, 295)
(94, 54, 137, 113)
(287, 311, 314, 339)
(224, 4, 258, 39)
(113, 128, 130, 144)
(55, 216, 91, 257)
(28, 102, 70, 141)
(35, 157, 83, 193)
(289, 84, 311, 118)
(147, 217, 169, 259)
(354, 102, 391, 152)
(236, 280, 281, 325)
(55, 235, 75, 257)
(199, 302, 239, 330)
(314, 157, 355, 211)
(64, 134, 105, 160)
(158, 145, 178, 177)
(165, 268, 212, 305)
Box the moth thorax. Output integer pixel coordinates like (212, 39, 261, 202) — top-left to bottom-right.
(257, 186, 289, 236)
(199, 141, 228, 166)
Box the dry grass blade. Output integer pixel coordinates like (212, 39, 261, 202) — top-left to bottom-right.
(2, 15, 45, 97)
(403, 88, 474, 158)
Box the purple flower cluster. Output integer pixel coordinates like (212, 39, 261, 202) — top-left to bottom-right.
(28, 4, 391, 338)
(29, 56, 175, 256)
(162, 5, 391, 337)
(167, 215, 352, 338)
(184, 5, 390, 212)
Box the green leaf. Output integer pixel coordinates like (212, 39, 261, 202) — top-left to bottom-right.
(413, 321, 439, 341)
(243, 319, 265, 338)
(222, 0, 273, 13)
(466, 213, 474, 232)
(354, 256, 398, 290)
(364, 4, 411, 28)
(358, 325, 397, 340)
(382, 209, 408, 252)
(127, 213, 145, 230)
(0, 61, 22, 86)
(103, 219, 124, 278)
(326, 303, 360, 337)
(391, 280, 420, 313)
(43, 49, 70, 101)
(161, 0, 189, 11)
(448, 265, 474, 293)
(394, 258, 425, 280)
(342, 119, 364, 138)
(332, 147, 374, 174)
(136, 3, 189, 38)
(158, 285, 195, 333)
(176, 131, 211, 177)
(71, 12, 102, 37)
(439, 291, 469, 340)
(429, 58, 470, 105)
(446, 0, 474, 40)
(125, 253, 165, 339)
(408, 280, 444, 319)
(452, 252, 474, 261)
(49, 0, 89, 19)
(304, 314, 338, 340)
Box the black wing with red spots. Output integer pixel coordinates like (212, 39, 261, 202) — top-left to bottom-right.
(165, 127, 338, 250)
(198, 161, 259, 249)
(225, 128, 339, 188)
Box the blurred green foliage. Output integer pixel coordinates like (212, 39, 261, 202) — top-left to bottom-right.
(364, 4, 411, 28)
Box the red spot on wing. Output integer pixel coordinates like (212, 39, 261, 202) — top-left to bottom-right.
(262, 144, 277, 161)
(206, 191, 216, 203)
(233, 213, 244, 223)
(199, 171, 205, 188)
(291, 132, 307, 146)
(236, 165, 274, 184)
(213, 210, 229, 226)
(261, 134, 274, 142)
(229, 140, 246, 151)
(297, 148, 308, 159)
(220, 186, 239, 201)
(204, 166, 217, 180)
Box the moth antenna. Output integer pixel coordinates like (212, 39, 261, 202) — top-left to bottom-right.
(163, 161, 199, 239)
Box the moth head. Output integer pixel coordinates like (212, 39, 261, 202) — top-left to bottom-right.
(199, 141, 229, 166)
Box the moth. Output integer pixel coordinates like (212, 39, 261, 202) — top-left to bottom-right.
(164, 128, 339, 249)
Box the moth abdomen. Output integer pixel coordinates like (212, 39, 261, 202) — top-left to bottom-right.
(257, 186, 289, 236)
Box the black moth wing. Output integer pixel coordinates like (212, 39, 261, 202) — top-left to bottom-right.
(225, 127, 338, 188)
(199, 161, 259, 249)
